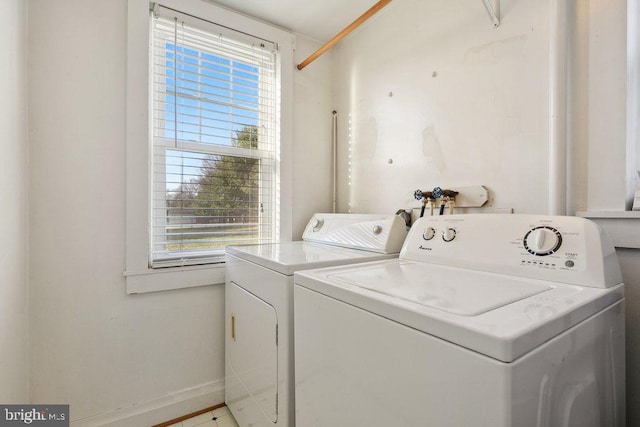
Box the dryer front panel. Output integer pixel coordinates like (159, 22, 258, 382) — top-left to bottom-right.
(226, 281, 278, 423)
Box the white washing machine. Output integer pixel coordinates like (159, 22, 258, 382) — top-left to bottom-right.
(294, 214, 625, 427)
(224, 213, 408, 427)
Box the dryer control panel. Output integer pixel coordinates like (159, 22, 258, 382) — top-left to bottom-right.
(401, 214, 622, 288)
(302, 213, 408, 254)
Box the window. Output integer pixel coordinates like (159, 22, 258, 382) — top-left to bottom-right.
(125, 0, 294, 293)
(150, 5, 278, 267)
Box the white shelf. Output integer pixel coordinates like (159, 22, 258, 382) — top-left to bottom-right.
(576, 211, 640, 249)
(576, 211, 640, 219)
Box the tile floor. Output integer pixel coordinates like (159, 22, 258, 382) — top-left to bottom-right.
(169, 406, 238, 427)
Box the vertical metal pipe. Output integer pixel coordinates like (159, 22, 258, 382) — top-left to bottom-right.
(627, 0, 640, 209)
(332, 111, 338, 213)
(549, 0, 568, 215)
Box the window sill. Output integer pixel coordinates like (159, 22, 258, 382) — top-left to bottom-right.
(124, 263, 225, 294)
(576, 211, 640, 249)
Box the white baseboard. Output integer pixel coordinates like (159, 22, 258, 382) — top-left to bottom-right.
(70, 380, 225, 427)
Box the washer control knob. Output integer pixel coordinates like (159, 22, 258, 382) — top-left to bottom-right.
(372, 225, 383, 235)
(442, 227, 456, 242)
(311, 218, 324, 231)
(523, 226, 562, 256)
(422, 227, 436, 241)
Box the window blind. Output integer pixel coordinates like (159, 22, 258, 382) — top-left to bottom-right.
(150, 4, 279, 267)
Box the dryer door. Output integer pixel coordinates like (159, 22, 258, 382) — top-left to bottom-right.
(226, 282, 278, 422)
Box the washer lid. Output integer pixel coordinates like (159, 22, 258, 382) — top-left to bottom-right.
(226, 242, 397, 275)
(295, 260, 624, 362)
(330, 262, 552, 316)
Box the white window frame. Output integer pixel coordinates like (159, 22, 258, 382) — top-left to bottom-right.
(125, 0, 294, 294)
(628, 0, 640, 207)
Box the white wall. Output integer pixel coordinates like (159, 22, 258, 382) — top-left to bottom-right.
(0, 0, 29, 403)
(292, 37, 334, 237)
(585, 0, 628, 211)
(333, 0, 552, 215)
(331, 0, 628, 217)
(27, 0, 222, 423)
(27, 0, 332, 424)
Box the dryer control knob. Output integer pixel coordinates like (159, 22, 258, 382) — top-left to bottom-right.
(372, 225, 383, 235)
(422, 227, 436, 241)
(311, 218, 324, 231)
(523, 226, 562, 256)
(442, 227, 456, 242)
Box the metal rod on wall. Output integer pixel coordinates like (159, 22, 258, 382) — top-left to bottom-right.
(297, 0, 393, 71)
(332, 111, 338, 213)
(482, 0, 500, 27)
(549, 0, 568, 215)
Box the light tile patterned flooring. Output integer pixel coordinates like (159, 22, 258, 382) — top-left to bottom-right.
(169, 406, 239, 427)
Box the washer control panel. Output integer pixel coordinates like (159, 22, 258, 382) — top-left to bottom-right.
(401, 214, 621, 288)
(422, 226, 457, 242)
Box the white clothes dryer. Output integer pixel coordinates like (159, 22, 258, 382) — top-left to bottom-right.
(294, 214, 625, 427)
(224, 213, 408, 427)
